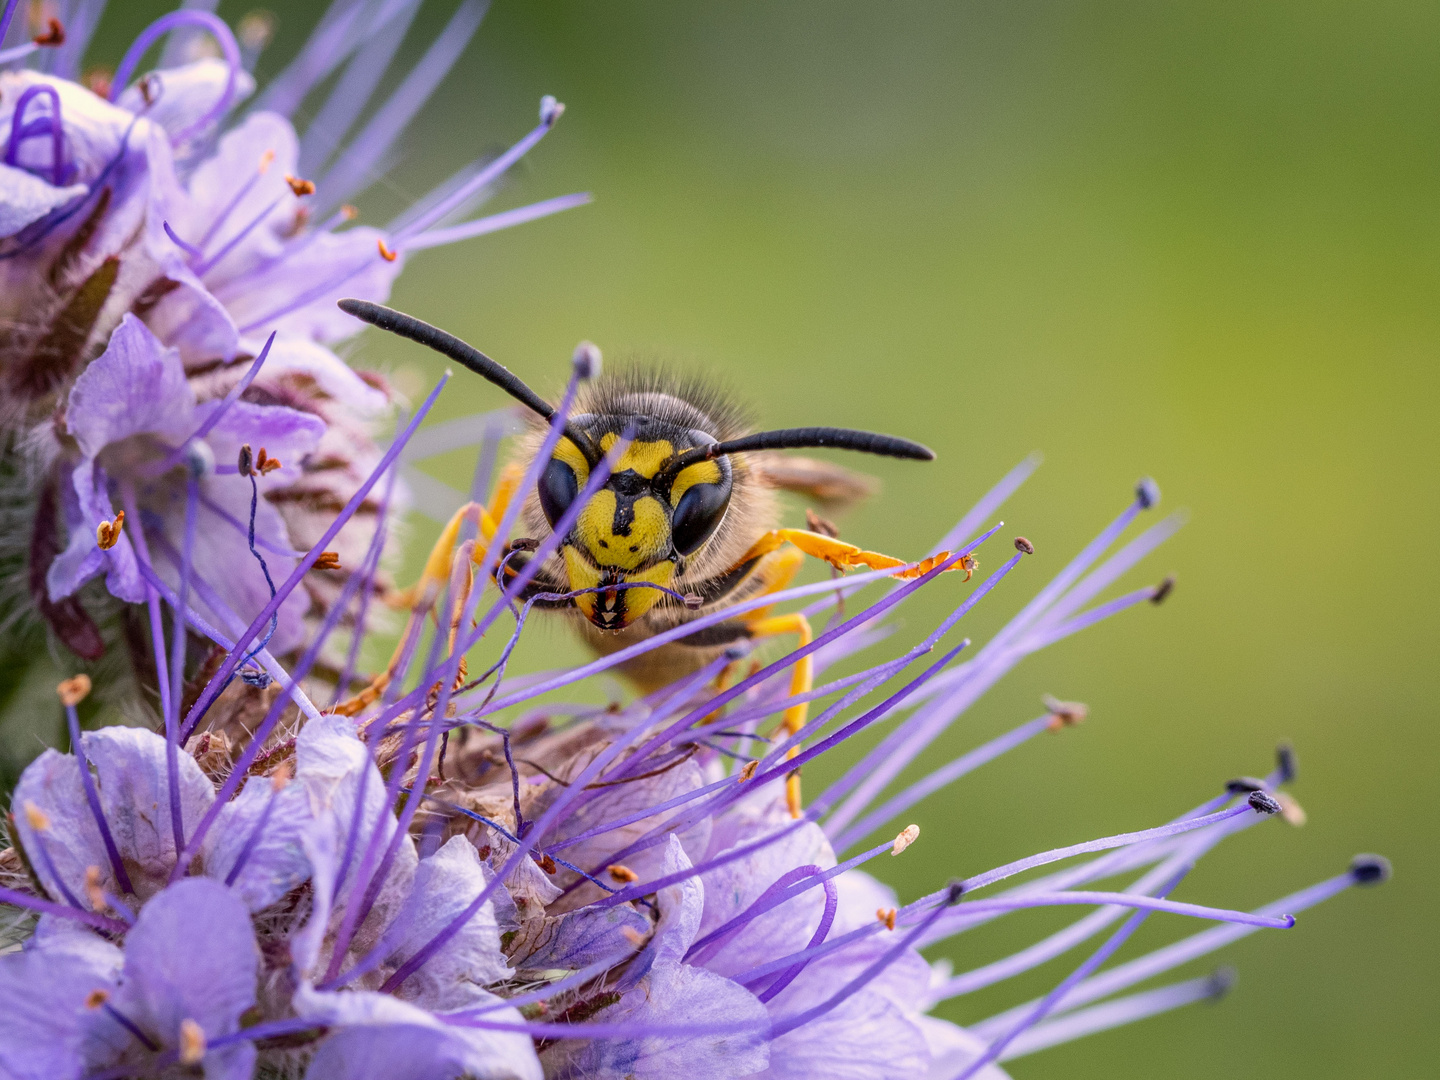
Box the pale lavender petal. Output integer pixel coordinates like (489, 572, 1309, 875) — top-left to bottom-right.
(101, 878, 258, 1073)
(917, 1016, 1014, 1080)
(202, 775, 312, 911)
(0, 922, 122, 1080)
(64, 314, 195, 456)
(540, 961, 769, 1080)
(224, 224, 401, 341)
(116, 59, 255, 144)
(0, 160, 87, 236)
(295, 986, 542, 1080)
(83, 726, 215, 893)
(548, 758, 713, 909)
(10, 748, 109, 903)
(383, 835, 511, 1012)
(761, 990, 930, 1080)
(508, 903, 651, 974)
(697, 820, 836, 978)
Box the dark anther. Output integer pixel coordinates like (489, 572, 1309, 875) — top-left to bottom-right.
(1207, 967, 1238, 999)
(1135, 476, 1161, 509)
(1150, 575, 1176, 604)
(683, 594, 705, 609)
(722, 644, 749, 662)
(240, 669, 272, 688)
(945, 881, 966, 905)
(572, 341, 602, 380)
(33, 18, 65, 47)
(237, 443, 254, 476)
(1226, 776, 1266, 794)
(1013, 536, 1034, 554)
(508, 537, 540, 552)
(1248, 790, 1282, 815)
(1349, 854, 1391, 886)
(1275, 742, 1298, 784)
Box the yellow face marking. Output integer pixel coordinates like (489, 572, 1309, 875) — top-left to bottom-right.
(667, 459, 723, 507)
(598, 433, 674, 479)
(617, 561, 675, 623)
(554, 437, 591, 487)
(564, 545, 603, 622)
(574, 490, 670, 570)
(564, 545, 675, 628)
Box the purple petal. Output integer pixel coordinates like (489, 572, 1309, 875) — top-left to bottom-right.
(46, 463, 144, 604)
(173, 473, 311, 654)
(509, 903, 652, 975)
(102, 878, 258, 1071)
(83, 726, 215, 894)
(540, 962, 769, 1080)
(221, 224, 401, 342)
(10, 748, 109, 903)
(548, 758, 713, 911)
(0, 161, 87, 237)
(64, 314, 195, 457)
(296, 987, 542, 1080)
(0, 922, 122, 1080)
(116, 59, 255, 145)
(697, 821, 836, 978)
(383, 835, 511, 1012)
(202, 776, 313, 911)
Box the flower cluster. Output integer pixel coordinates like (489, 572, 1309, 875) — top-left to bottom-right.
(0, 0, 585, 704)
(0, 4, 1386, 1079)
(0, 338, 1388, 1078)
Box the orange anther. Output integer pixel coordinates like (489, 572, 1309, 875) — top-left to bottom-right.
(95, 511, 125, 550)
(57, 674, 92, 707)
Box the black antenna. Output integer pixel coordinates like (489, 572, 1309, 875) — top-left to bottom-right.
(339, 299, 599, 461)
(660, 426, 934, 479)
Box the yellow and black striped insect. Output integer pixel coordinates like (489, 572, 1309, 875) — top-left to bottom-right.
(338, 299, 966, 812)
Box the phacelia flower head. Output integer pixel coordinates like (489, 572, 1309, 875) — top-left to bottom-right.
(0, 1, 589, 704)
(0, 348, 1387, 1080)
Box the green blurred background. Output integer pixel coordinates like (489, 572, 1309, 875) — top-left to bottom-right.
(89, 1, 1436, 1075)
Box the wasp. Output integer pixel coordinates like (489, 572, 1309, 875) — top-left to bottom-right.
(335, 300, 968, 814)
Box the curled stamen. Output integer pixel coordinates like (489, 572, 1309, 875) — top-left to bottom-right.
(111, 11, 241, 144)
(4, 85, 72, 186)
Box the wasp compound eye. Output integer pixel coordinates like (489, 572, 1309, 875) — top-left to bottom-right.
(670, 481, 731, 556)
(538, 457, 579, 530)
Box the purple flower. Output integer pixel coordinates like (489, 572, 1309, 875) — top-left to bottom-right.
(1, 1, 587, 674)
(0, 351, 1387, 1078)
(46, 314, 323, 655)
